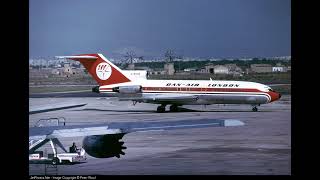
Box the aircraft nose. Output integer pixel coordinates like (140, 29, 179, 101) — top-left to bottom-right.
(268, 91, 281, 102)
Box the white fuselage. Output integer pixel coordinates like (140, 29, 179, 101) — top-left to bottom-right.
(98, 79, 276, 105)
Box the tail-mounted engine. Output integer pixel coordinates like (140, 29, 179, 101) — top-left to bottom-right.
(112, 85, 142, 94)
(82, 133, 127, 158)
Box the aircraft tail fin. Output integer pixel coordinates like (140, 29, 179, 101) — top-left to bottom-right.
(56, 54, 131, 86)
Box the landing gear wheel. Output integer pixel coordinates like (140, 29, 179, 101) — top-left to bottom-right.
(252, 106, 258, 112)
(169, 105, 179, 112)
(157, 105, 166, 113)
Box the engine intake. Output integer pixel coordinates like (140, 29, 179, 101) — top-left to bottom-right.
(82, 133, 126, 158)
(112, 85, 142, 94)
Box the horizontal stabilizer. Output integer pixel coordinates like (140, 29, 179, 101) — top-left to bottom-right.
(55, 56, 97, 60)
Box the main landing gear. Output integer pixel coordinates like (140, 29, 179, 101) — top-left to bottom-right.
(157, 105, 166, 113)
(156, 104, 179, 113)
(169, 105, 179, 112)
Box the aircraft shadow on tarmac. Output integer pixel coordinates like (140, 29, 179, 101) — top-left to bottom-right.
(73, 107, 267, 113)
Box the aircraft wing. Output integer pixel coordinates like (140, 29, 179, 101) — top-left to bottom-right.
(29, 103, 87, 114)
(133, 94, 199, 103)
(29, 119, 244, 141)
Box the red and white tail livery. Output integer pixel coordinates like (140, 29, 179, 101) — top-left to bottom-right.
(57, 54, 131, 86)
(57, 53, 281, 112)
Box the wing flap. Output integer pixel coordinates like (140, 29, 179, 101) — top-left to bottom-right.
(48, 126, 122, 138)
(120, 119, 244, 133)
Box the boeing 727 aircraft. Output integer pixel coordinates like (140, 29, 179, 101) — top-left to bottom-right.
(56, 54, 281, 112)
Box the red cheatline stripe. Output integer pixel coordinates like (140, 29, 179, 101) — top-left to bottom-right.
(100, 87, 262, 92)
(142, 87, 262, 92)
(141, 91, 271, 100)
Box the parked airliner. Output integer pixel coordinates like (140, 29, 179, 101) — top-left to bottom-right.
(56, 53, 281, 112)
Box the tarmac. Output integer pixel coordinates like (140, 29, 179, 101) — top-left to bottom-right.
(29, 95, 291, 175)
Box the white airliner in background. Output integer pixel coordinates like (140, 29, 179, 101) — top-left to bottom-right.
(56, 53, 281, 112)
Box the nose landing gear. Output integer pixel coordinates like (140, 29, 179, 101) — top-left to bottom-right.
(252, 106, 258, 112)
(252, 104, 260, 112)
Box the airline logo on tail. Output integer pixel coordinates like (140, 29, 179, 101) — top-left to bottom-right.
(96, 62, 112, 80)
(56, 54, 131, 86)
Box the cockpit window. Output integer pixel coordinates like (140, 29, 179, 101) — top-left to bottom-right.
(268, 88, 274, 92)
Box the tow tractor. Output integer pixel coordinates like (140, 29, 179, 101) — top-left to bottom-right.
(29, 143, 87, 165)
(29, 117, 87, 165)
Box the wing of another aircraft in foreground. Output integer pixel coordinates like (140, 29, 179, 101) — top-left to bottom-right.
(29, 103, 87, 114)
(29, 119, 244, 141)
(29, 117, 244, 158)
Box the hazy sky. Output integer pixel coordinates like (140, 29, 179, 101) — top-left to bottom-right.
(29, 0, 291, 59)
